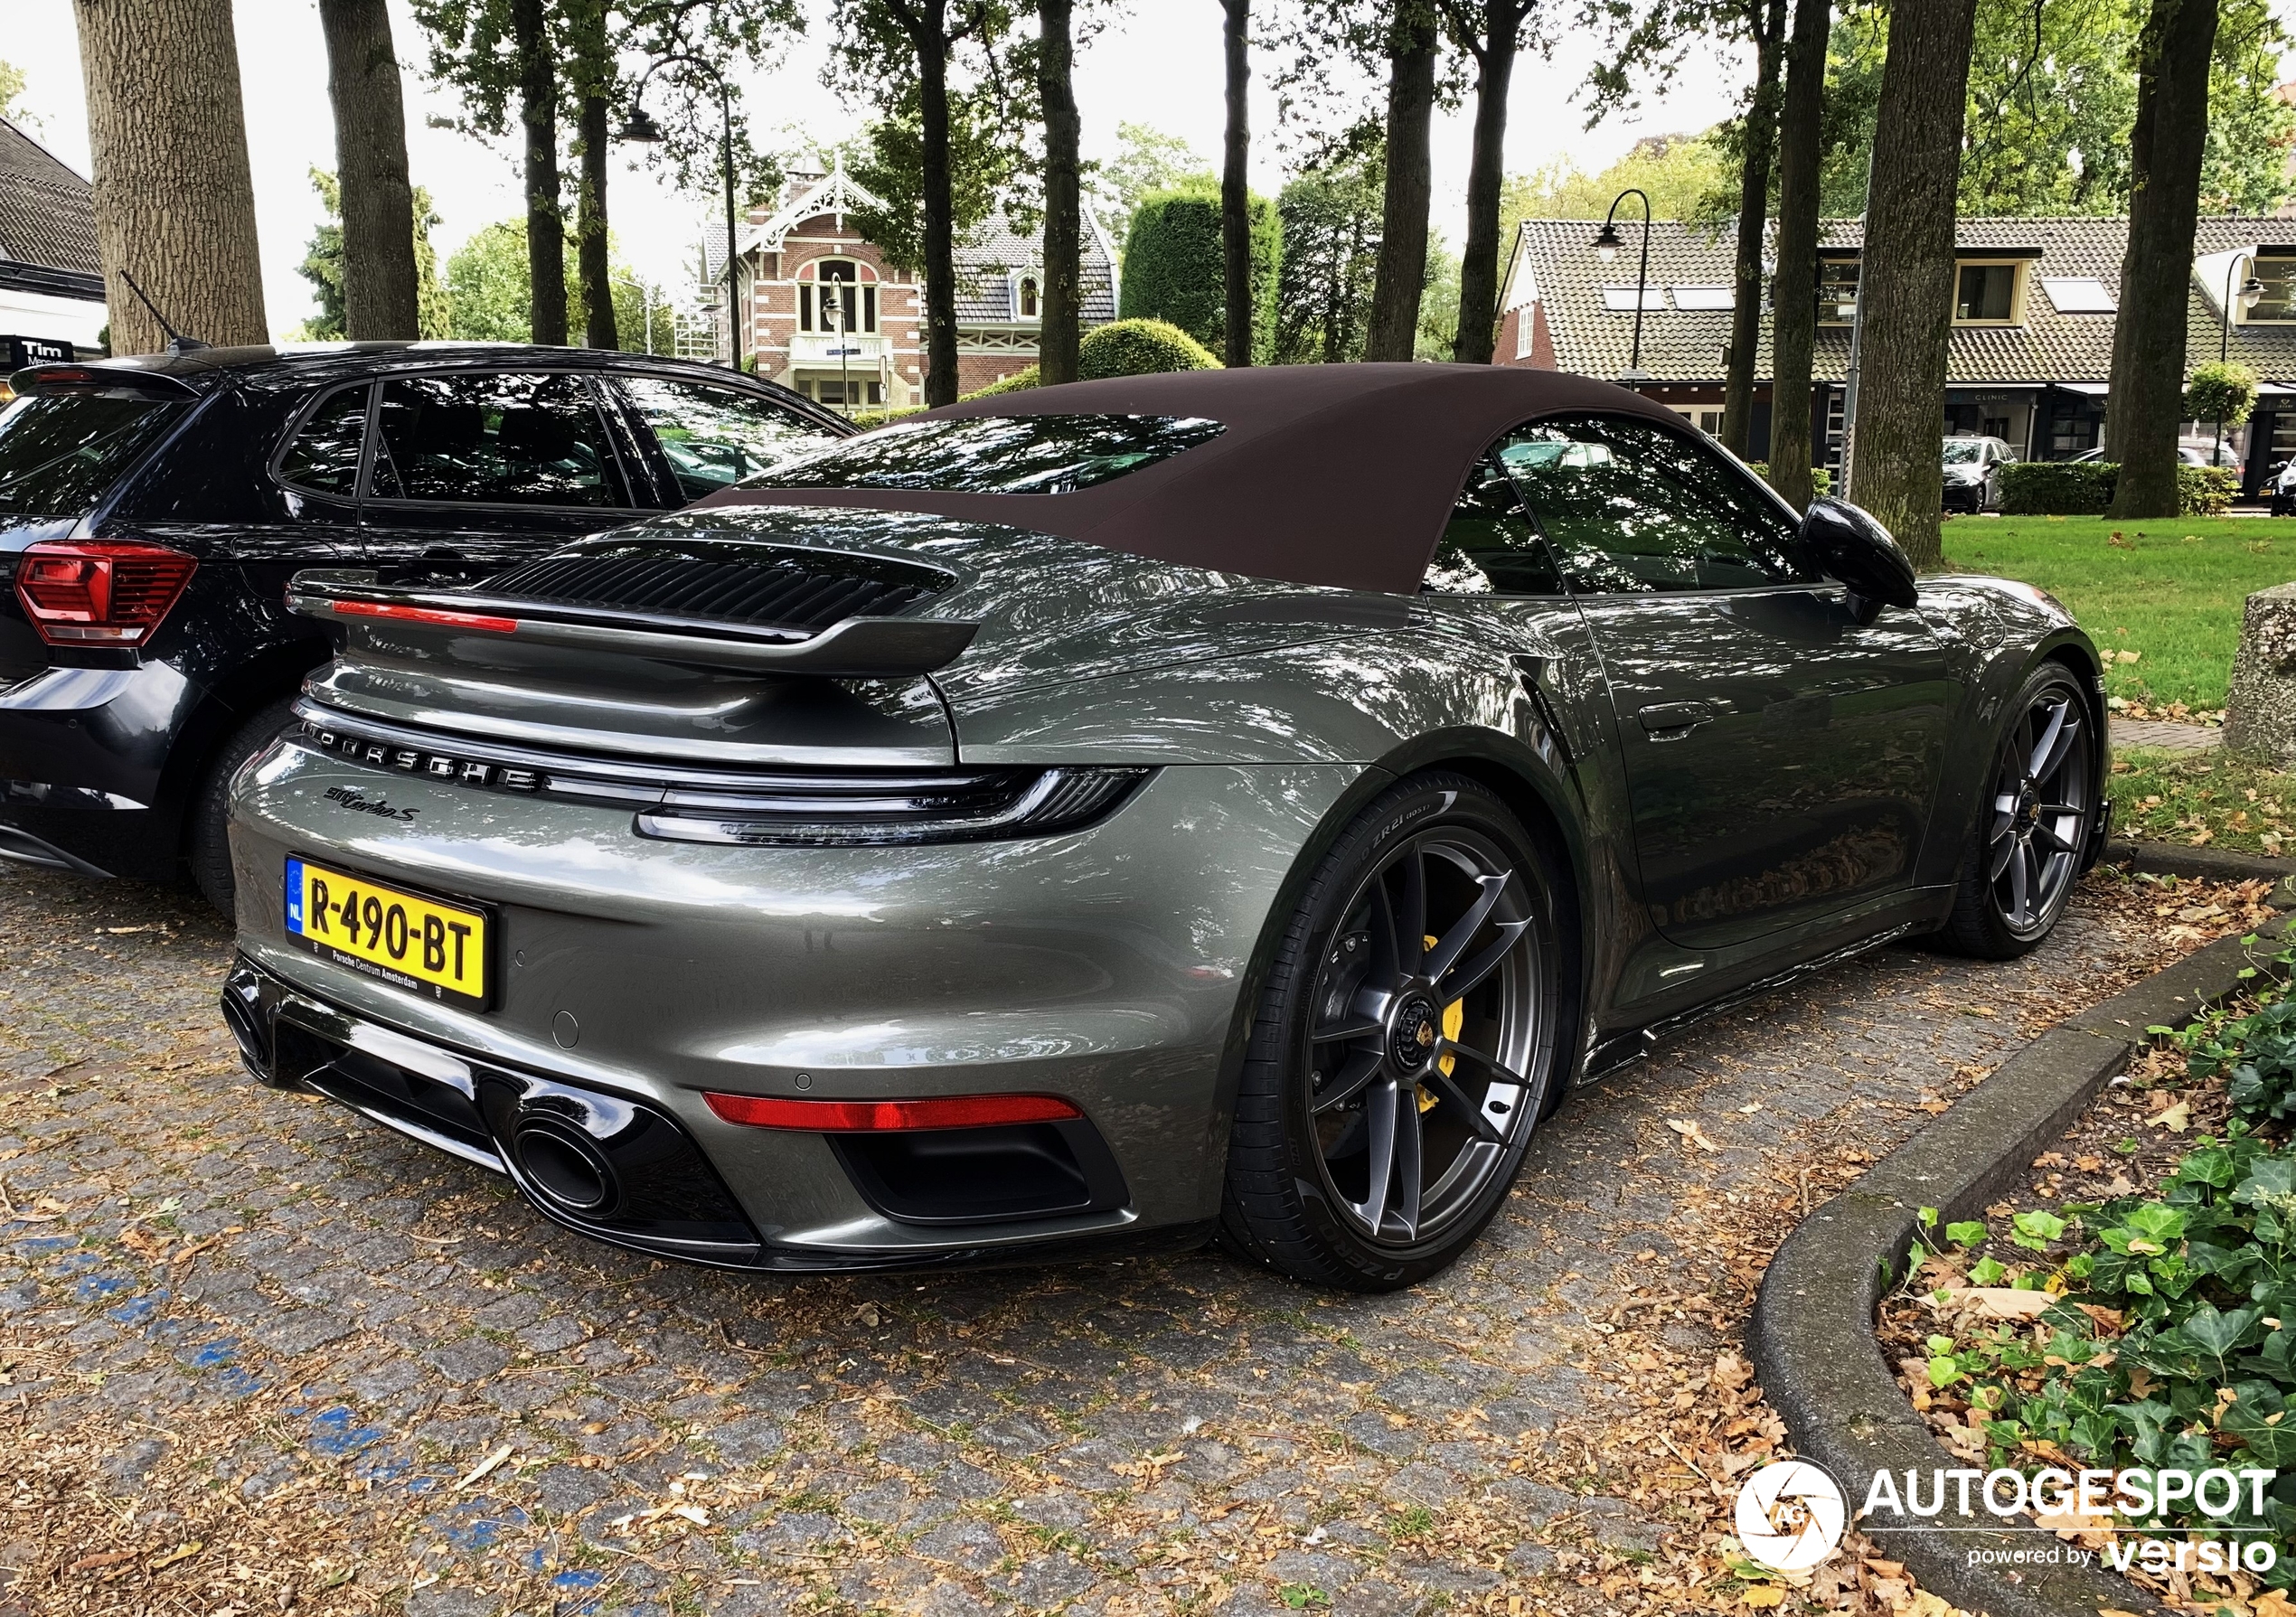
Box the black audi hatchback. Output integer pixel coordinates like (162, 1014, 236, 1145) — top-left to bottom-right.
(0, 343, 851, 907)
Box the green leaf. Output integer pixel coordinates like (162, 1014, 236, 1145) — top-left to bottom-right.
(1919, 1206, 1939, 1228)
(1970, 1255, 2009, 1285)
(1927, 1356, 1964, 1388)
(1946, 1221, 1989, 1248)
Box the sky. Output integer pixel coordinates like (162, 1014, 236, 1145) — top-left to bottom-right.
(4, 0, 1755, 342)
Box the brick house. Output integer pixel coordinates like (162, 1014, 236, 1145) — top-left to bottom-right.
(1498, 214, 2296, 495)
(701, 160, 1119, 411)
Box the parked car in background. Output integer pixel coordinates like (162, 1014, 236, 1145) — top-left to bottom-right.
(0, 343, 850, 907)
(223, 365, 2110, 1289)
(2070, 440, 2242, 468)
(1943, 435, 2017, 512)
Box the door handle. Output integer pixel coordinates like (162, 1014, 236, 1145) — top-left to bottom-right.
(1638, 700, 1715, 738)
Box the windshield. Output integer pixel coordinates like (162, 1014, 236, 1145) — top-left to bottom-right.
(748, 413, 1224, 495)
(1942, 439, 1987, 464)
(0, 392, 188, 517)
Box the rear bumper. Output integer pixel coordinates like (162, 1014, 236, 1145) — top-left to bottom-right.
(0, 663, 201, 879)
(221, 954, 1212, 1273)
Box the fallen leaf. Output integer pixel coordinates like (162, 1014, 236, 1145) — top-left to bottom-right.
(1929, 1286, 2053, 1320)
(2151, 1101, 2192, 1133)
(1741, 1586, 1784, 1607)
(148, 1541, 202, 1571)
(69, 1551, 138, 1572)
(453, 1443, 514, 1490)
(1667, 1118, 1719, 1152)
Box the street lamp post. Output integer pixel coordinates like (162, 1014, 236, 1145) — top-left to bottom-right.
(2216, 252, 2264, 467)
(1593, 188, 1654, 386)
(619, 58, 741, 374)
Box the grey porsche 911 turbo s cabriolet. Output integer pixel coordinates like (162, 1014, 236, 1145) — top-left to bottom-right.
(220, 363, 2109, 1291)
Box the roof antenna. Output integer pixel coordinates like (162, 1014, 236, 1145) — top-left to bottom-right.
(118, 269, 210, 355)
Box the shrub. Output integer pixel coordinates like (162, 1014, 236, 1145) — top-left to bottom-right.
(2180, 464, 2238, 517)
(847, 404, 925, 430)
(1998, 458, 2115, 514)
(963, 366, 1039, 399)
(1077, 317, 1220, 380)
(1118, 183, 1281, 362)
(1746, 462, 1832, 501)
(2188, 360, 2260, 430)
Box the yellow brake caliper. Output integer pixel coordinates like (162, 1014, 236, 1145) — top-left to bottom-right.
(1421, 936, 1464, 1110)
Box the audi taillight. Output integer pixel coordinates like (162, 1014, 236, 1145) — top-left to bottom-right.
(13, 541, 198, 648)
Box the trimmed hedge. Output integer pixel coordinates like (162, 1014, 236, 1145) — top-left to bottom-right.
(2000, 459, 2242, 517)
(1998, 459, 2114, 514)
(1077, 317, 1219, 380)
(1118, 183, 1281, 363)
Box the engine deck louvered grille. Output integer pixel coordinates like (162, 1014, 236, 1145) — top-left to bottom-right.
(480, 543, 948, 633)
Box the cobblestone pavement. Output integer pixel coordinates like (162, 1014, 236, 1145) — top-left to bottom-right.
(0, 861, 2244, 1617)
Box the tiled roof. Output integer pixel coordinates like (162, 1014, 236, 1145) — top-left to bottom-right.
(1504, 213, 2296, 387)
(0, 117, 99, 287)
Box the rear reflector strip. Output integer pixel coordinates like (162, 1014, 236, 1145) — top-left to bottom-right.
(333, 600, 519, 634)
(702, 1091, 1082, 1132)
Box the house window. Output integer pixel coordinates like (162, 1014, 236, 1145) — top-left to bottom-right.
(1817, 259, 1858, 324)
(799, 259, 878, 334)
(1017, 277, 1040, 319)
(2251, 253, 2296, 323)
(1953, 262, 2021, 324)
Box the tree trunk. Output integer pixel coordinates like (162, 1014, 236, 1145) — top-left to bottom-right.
(1719, 0, 1786, 456)
(73, 0, 268, 353)
(1764, 0, 1830, 511)
(2105, 0, 2218, 519)
(317, 0, 419, 339)
(578, 89, 616, 350)
(1451, 0, 1520, 366)
(1039, 0, 1082, 384)
(1842, 0, 1979, 569)
(512, 0, 566, 346)
(1221, 0, 1252, 367)
(917, 8, 960, 405)
(1364, 4, 1438, 362)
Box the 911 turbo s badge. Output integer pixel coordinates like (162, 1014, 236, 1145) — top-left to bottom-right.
(323, 785, 418, 823)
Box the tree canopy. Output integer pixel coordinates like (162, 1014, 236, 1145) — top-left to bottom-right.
(1117, 181, 1281, 362)
(437, 214, 676, 346)
(1096, 122, 1215, 251)
(292, 168, 452, 340)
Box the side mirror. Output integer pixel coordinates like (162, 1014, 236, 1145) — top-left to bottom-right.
(1799, 496, 1920, 624)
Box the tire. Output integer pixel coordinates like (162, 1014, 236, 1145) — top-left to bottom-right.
(1932, 663, 2098, 960)
(188, 696, 298, 917)
(1219, 773, 1565, 1292)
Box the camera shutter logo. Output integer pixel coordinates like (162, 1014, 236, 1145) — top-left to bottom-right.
(1736, 1462, 1848, 1571)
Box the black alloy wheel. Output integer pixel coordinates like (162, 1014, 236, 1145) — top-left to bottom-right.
(1221, 775, 1563, 1291)
(1936, 664, 2096, 958)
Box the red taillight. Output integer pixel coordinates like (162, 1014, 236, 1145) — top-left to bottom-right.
(330, 600, 519, 635)
(702, 1091, 1082, 1132)
(14, 541, 199, 647)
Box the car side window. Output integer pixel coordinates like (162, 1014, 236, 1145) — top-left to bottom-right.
(277, 383, 372, 497)
(371, 372, 625, 508)
(1495, 413, 1813, 595)
(1423, 454, 1563, 595)
(617, 375, 839, 501)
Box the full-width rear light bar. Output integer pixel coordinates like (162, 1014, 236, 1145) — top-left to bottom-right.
(702, 1091, 1082, 1132)
(13, 540, 199, 648)
(329, 599, 518, 634)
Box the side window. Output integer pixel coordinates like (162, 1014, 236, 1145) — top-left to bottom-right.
(372, 372, 623, 507)
(277, 383, 372, 496)
(1423, 455, 1563, 596)
(1496, 414, 1811, 595)
(618, 375, 839, 501)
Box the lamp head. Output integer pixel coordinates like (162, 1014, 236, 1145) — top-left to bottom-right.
(618, 106, 666, 144)
(1594, 221, 1623, 264)
(2241, 277, 2266, 314)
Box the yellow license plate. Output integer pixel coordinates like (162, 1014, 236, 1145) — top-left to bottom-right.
(285, 855, 492, 1010)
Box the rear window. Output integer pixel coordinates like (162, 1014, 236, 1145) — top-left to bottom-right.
(749, 413, 1222, 495)
(0, 392, 188, 518)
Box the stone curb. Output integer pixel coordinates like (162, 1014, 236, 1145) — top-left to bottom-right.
(1748, 920, 2290, 1617)
(2103, 838, 2290, 887)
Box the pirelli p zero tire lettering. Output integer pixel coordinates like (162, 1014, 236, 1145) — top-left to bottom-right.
(1219, 773, 1563, 1292)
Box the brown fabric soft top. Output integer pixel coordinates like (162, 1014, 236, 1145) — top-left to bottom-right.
(696, 362, 1684, 595)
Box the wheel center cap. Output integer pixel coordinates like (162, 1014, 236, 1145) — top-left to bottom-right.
(1389, 995, 1439, 1071)
(2017, 781, 2039, 825)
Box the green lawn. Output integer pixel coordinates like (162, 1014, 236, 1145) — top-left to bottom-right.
(1939, 515, 2296, 712)
(2108, 746, 2296, 855)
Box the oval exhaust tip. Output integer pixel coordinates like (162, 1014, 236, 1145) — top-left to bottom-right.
(512, 1122, 616, 1216)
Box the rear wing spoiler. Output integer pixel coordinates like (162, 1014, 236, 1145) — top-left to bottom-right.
(286, 569, 979, 677)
